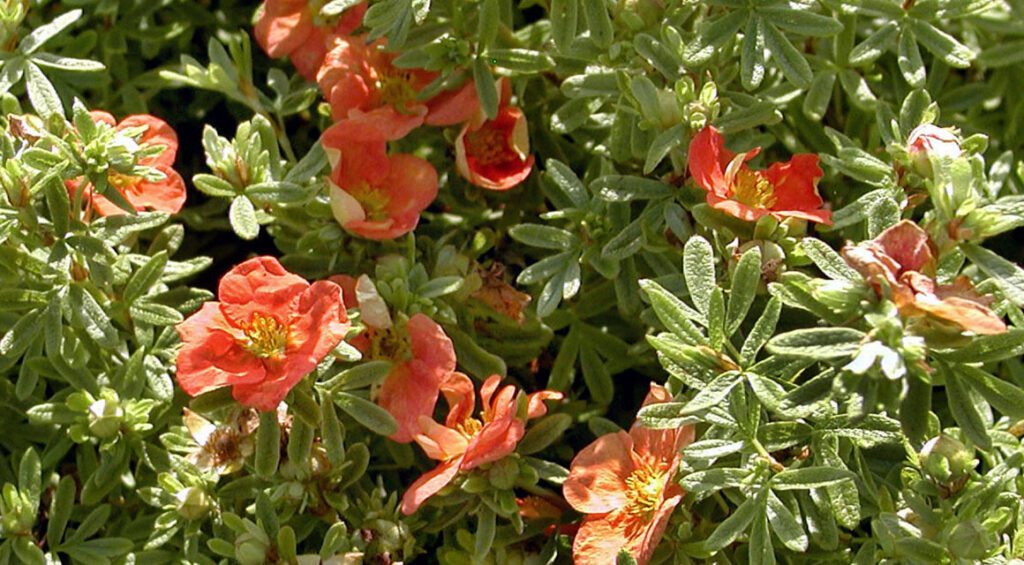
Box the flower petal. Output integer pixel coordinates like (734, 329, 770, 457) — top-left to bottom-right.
(563, 431, 634, 514)
(401, 456, 463, 515)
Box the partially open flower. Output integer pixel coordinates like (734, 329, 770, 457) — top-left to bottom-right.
(842, 220, 1006, 336)
(71, 111, 186, 217)
(688, 125, 830, 224)
(907, 124, 962, 177)
(331, 275, 457, 443)
(176, 256, 350, 411)
(455, 105, 534, 190)
(328, 149, 438, 240)
(563, 384, 695, 565)
(254, 0, 367, 80)
(401, 373, 563, 514)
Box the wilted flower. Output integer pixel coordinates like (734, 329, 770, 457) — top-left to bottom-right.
(175, 256, 350, 411)
(563, 384, 695, 565)
(182, 408, 258, 474)
(907, 124, 962, 177)
(254, 0, 366, 80)
(328, 147, 438, 240)
(688, 125, 831, 224)
(842, 220, 1006, 336)
(72, 111, 186, 216)
(401, 373, 562, 514)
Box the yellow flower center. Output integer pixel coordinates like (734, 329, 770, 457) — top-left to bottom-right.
(624, 463, 667, 517)
(456, 417, 483, 439)
(377, 69, 418, 110)
(243, 313, 288, 359)
(108, 172, 140, 190)
(465, 127, 510, 167)
(350, 182, 391, 222)
(732, 168, 776, 209)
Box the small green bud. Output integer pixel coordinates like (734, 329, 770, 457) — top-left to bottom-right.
(87, 398, 124, 439)
(175, 487, 210, 521)
(919, 435, 975, 484)
(235, 533, 269, 565)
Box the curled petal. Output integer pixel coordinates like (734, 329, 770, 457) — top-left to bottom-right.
(401, 456, 464, 515)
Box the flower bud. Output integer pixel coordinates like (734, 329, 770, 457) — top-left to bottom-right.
(175, 487, 210, 521)
(235, 533, 269, 565)
(87, 398, 124, 440)
(919, 435, 975, 484)
(907, 124, 962, 178)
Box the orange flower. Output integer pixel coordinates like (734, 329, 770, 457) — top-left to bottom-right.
(329, 275, 457, 443)
(254, 0, 366, 80)
(71, 111, 186, 217)
(327, 144, 438, 240)
(842, 220, 1006, 335)
(455, 105, 534, 190)
(563, 384, 695, 565)
(176, 256, 350, 411)
(317, 36, 437, 136)
(688, 125, 830, 224)
(401, 373, 563, 514)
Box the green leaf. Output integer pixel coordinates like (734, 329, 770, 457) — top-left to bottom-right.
(580, 342, 613, 404)
(549, 0, 578, 52)
(473, 56, 498, 120)
(802, 71, 835, 121)
(124, 251, 168, 303)
(897, 29, 926, 89)
(518, 414, 572, 455)
(741, 16, 766, 90)
(478, 0, 500, 48)
(911, 19, 974, 68)
(335, 392, 398, 436)
(766, 492, 808, 552)
(957, 365, 1024, 420)
(772, 467, 856, 490)
(255, 411, 281, 478)
(749, 504, 776, 565)
(636, 401, 698, 430)
(848, 21, 899, 65)
(509, 224, 578, 250)
(593, 175, 672, 202)
(130, 300, 184, 326)
(727, 246, 761, 335)
(18, 448, 40, 507)
(683, 372, 742, 415)
(544, 159, 589, 208)
(474, 506, 496, 560)
(760, 7, 843, 37)
(486, 49, 555, 73)
(684, 236, 716, 316)
(762, 22, 813, 87)
(19, 9, 83, 54)
(25, 62, 62, 117)
(582, 0, 613, 48)
(742, 297, 782, 365)
(639, 279, 705, 344)
(942, 364, 991, 449)
(46, 476, 76, 547)
(705, 494, 758, 550)
(767, 328, 864, 360)
(962, 243, 1024, 308)
(229, 196, 259, 240)
(70, 286, 118, 347)
(800, 238, 860, 281)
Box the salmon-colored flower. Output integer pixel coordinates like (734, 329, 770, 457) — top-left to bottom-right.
(455, 105, 534, 190)
(176, 256, 350, 411)
(329, 274, 457, 443)
(317, 36, 437, 134)
(70, 111, 186, 217)
(328, 146, 438, 240)
(842, 220, 1006, 336)
(563, 384, 695, 565)
(688, 125, 830, 224)
(254, 0, 366, 80)
(401, 373, 563, 514)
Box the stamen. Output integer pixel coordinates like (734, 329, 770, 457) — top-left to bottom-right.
(349, 183, 391, 222)
(376, 69, 417, 110)
(243, 313, 288, 358)
(465, 127, 513, 167)
(456, 418, 483, 439)
(732, 169, 777, 209)
(624, 462, 668, 516)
